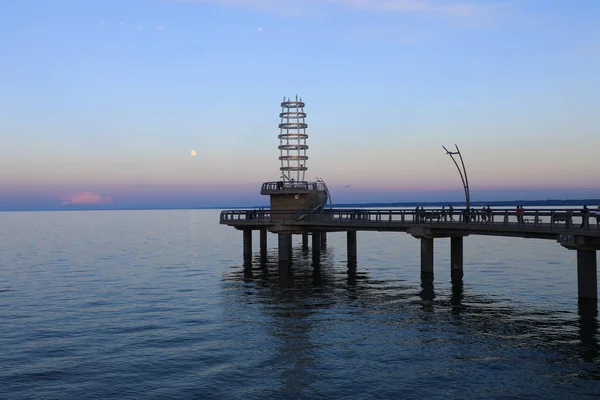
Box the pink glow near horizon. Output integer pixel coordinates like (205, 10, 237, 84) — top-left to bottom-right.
(62, 192, 114, 205)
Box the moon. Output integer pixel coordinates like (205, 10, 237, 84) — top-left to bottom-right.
(190, 149, 197, 157)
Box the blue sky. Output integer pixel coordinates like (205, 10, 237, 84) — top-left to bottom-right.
(1, 0, 599, 209)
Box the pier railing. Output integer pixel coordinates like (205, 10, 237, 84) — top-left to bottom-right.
(220, 207, 600, 230)
(260, 181, 327, 195)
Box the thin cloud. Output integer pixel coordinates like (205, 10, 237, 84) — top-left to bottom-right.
(62, 192, 113, 205)
(171, 0, 489, 18)
(173, 0, 293, 11)
(98, 21, 163, 32)
(327, 0, 482, 17)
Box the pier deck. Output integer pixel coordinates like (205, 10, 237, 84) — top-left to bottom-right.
(221, 208, 600, 239)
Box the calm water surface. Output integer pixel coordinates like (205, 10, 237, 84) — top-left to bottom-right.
(0, 210, 598, 399)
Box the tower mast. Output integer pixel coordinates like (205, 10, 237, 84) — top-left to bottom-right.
(279, 95, 308, 182)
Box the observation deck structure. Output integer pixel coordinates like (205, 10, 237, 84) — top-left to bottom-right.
(260, 96, 329, 223)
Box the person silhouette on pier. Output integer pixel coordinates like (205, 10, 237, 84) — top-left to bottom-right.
(580, 205, 589, 228)
(596, 205, 600, 227)
(516, 205, 524, 224)
(462, 208, 469, 223)
(481, 206, 488, 223)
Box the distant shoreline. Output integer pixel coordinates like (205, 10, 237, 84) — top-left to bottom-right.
(1, 198, 599, 212)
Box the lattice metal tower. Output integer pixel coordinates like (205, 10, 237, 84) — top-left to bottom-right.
(279, 95, 308, 182)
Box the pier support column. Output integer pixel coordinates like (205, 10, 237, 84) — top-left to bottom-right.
(451, 236, 464, 280)
(302, 232, 309, 251)
(577, 250, 597, 299)
(347, 231, 357, 263)
(243, 229, 252, 262)
(312, 232, 321, 264)
(421, 237, 434, 277)
(321, 232, 327, 248)
(278, 233, 292, 264)
(259, 229, 267, 253)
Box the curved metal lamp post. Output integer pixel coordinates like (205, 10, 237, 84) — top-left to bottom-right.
(317, 177, 333, 210)
(442, 144, 470, 210)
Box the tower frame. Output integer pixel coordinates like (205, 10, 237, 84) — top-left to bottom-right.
(279, 95, 308, 182)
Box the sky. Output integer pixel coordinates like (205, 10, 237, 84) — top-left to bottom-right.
(1, 0, 599, 210)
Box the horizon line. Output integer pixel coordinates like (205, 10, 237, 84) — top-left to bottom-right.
(1, 197, 599, 212)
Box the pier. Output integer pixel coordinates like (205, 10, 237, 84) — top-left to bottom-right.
(221, 95, 599, 302)
(221, 206, 600, 300)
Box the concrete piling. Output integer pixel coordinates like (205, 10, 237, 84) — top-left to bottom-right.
(302, 232, 309, 250)
(451, 236, 464, 279)
(577, 250, 597, 299)
(312, 231, 321, 263)
(243, 229, 252, 262)
(260, 229, 267, 253)
(347, 231, 357, 263)
(421, 237, 434, 277)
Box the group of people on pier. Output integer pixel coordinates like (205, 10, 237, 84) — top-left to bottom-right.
(413, 204, 600, 228)
(414, 205, 493, 223)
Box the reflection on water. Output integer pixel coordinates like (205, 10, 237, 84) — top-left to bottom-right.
(579, 300, 599, 363)
(419, 273, 435, 312)
(223, 244, 600, 398)
(451, 278, 464, 316)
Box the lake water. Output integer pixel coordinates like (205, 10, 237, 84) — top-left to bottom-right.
(1, 209, 598, 399)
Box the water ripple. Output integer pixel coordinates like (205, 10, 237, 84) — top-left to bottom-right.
(0, 210, 598, 399)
